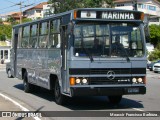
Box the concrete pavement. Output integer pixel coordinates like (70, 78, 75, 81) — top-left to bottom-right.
(0, 63, 6, 70)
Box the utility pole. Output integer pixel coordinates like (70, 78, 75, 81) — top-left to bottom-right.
(15, 1, 34, 24)
(16, 1, 22, 24)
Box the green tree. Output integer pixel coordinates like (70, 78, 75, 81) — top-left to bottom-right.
(148, 49, 160, 61)
(149, 24, 160, 48)
(0, 34, 6, 41)
(105, 0, 115, 8)
(7, 16, 16, 24)
(48, 0, 114, 14)
(0, 24, 12, 41)
(0, 18, 3, 24)
(22, 18, 32, 23)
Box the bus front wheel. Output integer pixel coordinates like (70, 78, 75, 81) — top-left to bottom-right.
(23, 72, 34, 93)
(54, 80, 66, 105)
(108, 95, 122, 105)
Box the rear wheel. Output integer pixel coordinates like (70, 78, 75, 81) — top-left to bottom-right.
(54, 80, 66, 105)
(108, 95, 122, 105)
(7, 69, 13, 78)
(23, 72, 34, 93)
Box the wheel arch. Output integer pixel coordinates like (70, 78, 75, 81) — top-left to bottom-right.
(50, 74, 58, 90)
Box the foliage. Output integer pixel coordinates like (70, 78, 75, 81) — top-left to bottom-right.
(22, 18, 32, 23)
(7, 16, 18, 25)
(0, 17, 32, 42)
(148, 49, 160, 61)
(149, 24, 160, 48)
(0, 35, 6, 41)
(48, 0, 114, 14)
(0, 18, 2, 23)
(0, 24, 12, 41)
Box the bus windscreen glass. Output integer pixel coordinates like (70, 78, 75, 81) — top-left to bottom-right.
(74, 22, 144, 58)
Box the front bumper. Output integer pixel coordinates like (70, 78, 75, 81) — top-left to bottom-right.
(153, 68, 160, 72)
(71, 86, 146, 96)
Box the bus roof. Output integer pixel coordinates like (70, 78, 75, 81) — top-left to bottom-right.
(13, 8, 144, 28)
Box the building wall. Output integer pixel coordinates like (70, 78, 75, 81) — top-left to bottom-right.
(0, 15, 8, 21)
(24, 9, 43, 20)
(137, 1, 160, 16)
(0, 47, 11, 63)
(43, 4, 54, 17)
(115, 0, 160, 25)
(115, 2, 133, 10)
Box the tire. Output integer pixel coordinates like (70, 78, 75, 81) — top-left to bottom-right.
(23, 72, 34, 93)
(7, 69, 13, 78)
(54, 80, 66, 105)
(108, 95, 122, 105)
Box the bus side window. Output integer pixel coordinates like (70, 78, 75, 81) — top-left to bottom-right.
(22, 26, 30, 48)
(30, 24, 38, 48)
(18, 27, 22, 48)
(39, 22, 49, 48)
(49, 19, 61, 48)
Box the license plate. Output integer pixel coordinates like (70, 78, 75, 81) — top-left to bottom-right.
(128, 88, 139, 93)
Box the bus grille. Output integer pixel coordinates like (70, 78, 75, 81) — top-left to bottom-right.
(69, 68, 145, 75)
(90, 68, 131, 74)
(89, 77, 131, 85)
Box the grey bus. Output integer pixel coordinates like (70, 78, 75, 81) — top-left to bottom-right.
(10, 8, 146, 105)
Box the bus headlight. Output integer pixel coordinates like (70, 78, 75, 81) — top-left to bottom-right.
(138, 78, 142, 83)
(76, 78, 81, 84)
(132, 78, 137, 83)
(82, 78, 88, 84)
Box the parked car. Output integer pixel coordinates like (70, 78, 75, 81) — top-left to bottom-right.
(147, 60, 160, 71)
(6, 62, 14, 78)
(153, 62, 160, 73)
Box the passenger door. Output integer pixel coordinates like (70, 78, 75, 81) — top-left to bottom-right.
(61, 25, 68, 93)
(10, 28, 18, 77)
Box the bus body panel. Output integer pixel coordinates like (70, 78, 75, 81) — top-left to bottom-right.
(16, 49, 62, 90)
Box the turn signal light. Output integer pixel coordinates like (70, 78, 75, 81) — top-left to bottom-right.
(70, 77, 75, 86)
(74, 10, 77, 19)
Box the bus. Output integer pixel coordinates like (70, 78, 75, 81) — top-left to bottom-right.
(10, 8, 146, 105)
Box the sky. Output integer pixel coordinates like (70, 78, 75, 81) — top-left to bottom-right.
(0, 0, 47, 15)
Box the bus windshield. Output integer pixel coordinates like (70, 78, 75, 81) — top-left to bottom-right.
(74, 22, 144, 58)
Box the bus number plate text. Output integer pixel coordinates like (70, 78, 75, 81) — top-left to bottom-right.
(128, 88, 139, 93)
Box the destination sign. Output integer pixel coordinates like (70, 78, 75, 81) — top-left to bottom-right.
(102, 12, 134, 20)
(76, 10, 144, 21)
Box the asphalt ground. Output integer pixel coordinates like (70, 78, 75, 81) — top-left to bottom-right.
(0, 64, 22, 119)
(0, 63, 160, 120)
(0, 64, 34, 119)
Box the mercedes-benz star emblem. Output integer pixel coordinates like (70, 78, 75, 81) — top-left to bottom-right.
(107, 71, 115, 80)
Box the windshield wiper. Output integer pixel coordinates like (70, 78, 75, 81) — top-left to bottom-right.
(81, 38, 94, 62)
(121, 46, 130, 62)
